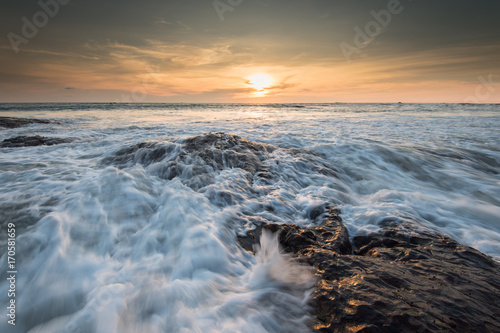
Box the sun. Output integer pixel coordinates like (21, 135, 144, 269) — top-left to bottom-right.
(247, 73, 273, 95)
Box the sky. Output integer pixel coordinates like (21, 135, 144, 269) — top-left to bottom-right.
(1, 0, 499, 103)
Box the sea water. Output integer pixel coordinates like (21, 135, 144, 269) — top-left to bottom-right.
(0, 103, 499, 332)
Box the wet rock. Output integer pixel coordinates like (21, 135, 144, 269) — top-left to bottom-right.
(182, 132, 274, 175)
(103, 133, 339, 193)
(102, 133, 277, 189)
(237, 207, 351, 257)
(316, 228, 500, 332)
(0, 117, 56, 129)
(102, 141, 177, 167)
(1, 136, 73, 148)
(238, 212, 500, 332)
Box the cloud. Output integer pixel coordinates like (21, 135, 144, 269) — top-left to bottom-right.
(0, 0, 499, 102)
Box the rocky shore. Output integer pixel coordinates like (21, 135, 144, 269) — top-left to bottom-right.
(0, 135, 73, 148)
(0, 117, 72, 148)
(0, 116, 57, 129)
(106, 132, 500, 332)
(238, 208, 500, 332)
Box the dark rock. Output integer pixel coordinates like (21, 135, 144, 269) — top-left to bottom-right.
(102, 132, 340, 193)
(182, 132, 274, 174)
(102, 133, 277, 189)
(237, 206, 351, 257)
(1, 136, 73, 148)
(0, 117, 56, 129)
(238, 211, 500, 333)
(102, 141, 176, 167)
(313, 228, 500, 332)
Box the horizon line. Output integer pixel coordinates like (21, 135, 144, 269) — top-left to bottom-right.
(1, 102, 499, 105)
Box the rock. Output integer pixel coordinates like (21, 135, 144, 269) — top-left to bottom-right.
(102, 133, 339, 194)
(1, 136, 73, 148)
(238, 211, 500, 332)
(315, 228, 500, 332)
(102, 141, 175, 167)
(101, 133, 341, 194)
(106, 132, 273, 169)
(182, 132, 274, 175)
(0, 117, 56, 129)
(237, 206, 351, 257)
(102, 133, 277, 190)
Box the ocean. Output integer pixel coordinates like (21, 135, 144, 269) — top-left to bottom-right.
(1, 103, 499, 332)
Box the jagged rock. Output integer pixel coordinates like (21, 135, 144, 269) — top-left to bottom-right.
(238, 212, 500, 332)
(102, 132, 339, 193)
(102, 141, 176, 166)
(314, 228, 500, 332)
(237, 207, 351, 257)
(0, 116, 56, 129)
(1, 136, 73, 148)
(102, 133, 277, 189)
(182, 132, 274, 175)
(106, 132, 273, 170)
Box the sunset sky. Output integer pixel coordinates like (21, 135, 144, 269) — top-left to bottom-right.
(1, 0, 499, 103)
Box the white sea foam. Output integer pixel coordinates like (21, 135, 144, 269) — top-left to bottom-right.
(1, 103, 499, 332)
